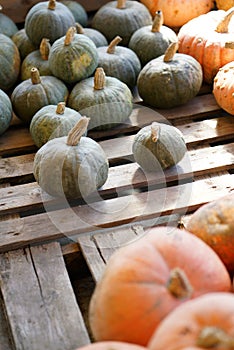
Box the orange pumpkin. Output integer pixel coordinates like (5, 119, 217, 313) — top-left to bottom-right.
(216, 0, 234, 10)
(178, 7, 234, 84)
(76, 342, 148, 350)
(186, 192, 234, 273)
(148, 292, 234, 350)
(88, 226, 231, 346)
(139, 0, 214, 27)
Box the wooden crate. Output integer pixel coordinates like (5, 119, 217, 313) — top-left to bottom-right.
(0, 84, 234, 348)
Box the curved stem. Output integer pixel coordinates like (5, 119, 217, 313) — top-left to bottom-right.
(196, 326, 234, 348)
(107, 36, 122, 54)
(75, 22, 84, 34)
(166, 267, 193, 299)
(66, 117, 89, 146)
(94, 67, 106, 90)
(216, 8, 234, 33)
(164, 41, 178, 62)
(151, 11, 164, 33)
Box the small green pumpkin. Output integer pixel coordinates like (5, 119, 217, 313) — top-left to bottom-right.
(132, 122, 187, 172)
(128, 11, 177, 66)
(75, 23, 108, 48)
(30, 101, 84, 148)
(97, 36, 141, 89)
(61, 0, 88, 27)
(21, 38, 52, 80)
(68, 67, 133, 130)
(91, 0, 152, 46)
(0, 88, 13, 135)
(0, 5, 18, 37)
(12, 28, 37, 60)
(33, 116, 109, 199)
(137, 42, 203, 108)
(11, 67, 69, 124)
(48, 26, 98, 85)
(25, 0, 76, 47)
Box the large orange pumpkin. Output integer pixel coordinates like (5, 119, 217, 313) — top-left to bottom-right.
(216, 0, 234, 10)
(178, 7, 234, 84)
(76, 342, 148, 350)
(88, 226, 231, 346)
(139, 0, 214, 27)
(148, 292, 234, 350)
(186, 192, 234, 273)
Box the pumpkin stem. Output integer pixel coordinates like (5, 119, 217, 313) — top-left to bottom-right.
(107, 36, 122, 54)
(66, 116, 90, 146)
(94, 67, 106, 90)
(64, 26, 76, 46)
(166, 267, 193, 299)
(31, 67, 41, 84)
(164, 41, 178, 62)
(216, 8, 234, 33)
(75, 22, 84, 34)
(117, 0, 126, 9)
(151, 122, 160, 142)
(40, 38, 50, 60)
(48, 0, 56, 10)
(151, 11, 164, 33)
(225, 41, 234, 49)
(196, 326, 234, 348)
(56, 102, 66, 115)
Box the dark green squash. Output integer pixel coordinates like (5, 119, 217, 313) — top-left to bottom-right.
(12, 28, 37, 60)
(33, 116, 109, 199)
(137, 42, 203, 108)
(0, 88, 13, 135)
(61, 0, 88, 27)
(91, 0, 152, 46)
(11, 67, 69, 124)
(25, 0, 76, 47)
(68, 67, 133, 130)
(132, 121, 187, 172)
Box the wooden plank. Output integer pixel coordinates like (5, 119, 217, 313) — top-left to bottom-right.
(0, 173, 233, 253)
(1, 143, 234, 216)
(0, 242, 90, 350)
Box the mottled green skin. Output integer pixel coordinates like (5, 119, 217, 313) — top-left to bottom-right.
(30, 104, 84, 148)
(61, 0, 88, 27)
(128, 25, 177, 66)
(97, 46, 141, 89)
(68, 76, 133, 131)
(132, 123, 187, 172)
(21, 49, 52, 81)
(137, 53, 203, 109)
(92, 0, 152, 46)
(25, 1, 76, 47)
(11, 76, 69, 124)
(0, 34, 21, 92)
(48, 33, 98, 84)
(33, 135, 109, 199)
(12, 29, 37, 60)
(0, 13, 18, 37)
(0, 89, 12, 135)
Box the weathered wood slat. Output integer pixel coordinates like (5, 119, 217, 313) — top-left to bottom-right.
(0, 242, 90, 350)
(0, 143, 234, 216)
(0, 174, 233, 253)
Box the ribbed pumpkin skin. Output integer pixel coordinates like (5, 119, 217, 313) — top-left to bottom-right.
(61, 0, 88, 27)
(48, 33, 98, 84)
(11, 76, 69, 124)
(0, 34, 21, 92)
(33, 136, 109, 198)
(0, 12, 18, 37)
(24, 1, 76, 47)
(21, 50, 52, 81)
(30, 104, 83, 148)
(132, 123, 187, 172)
(128, 25, 177, 66)
(97, 46, 141, 89)
(137, 53, 203, 108)
(91, 1, 152, 46)
(68, 76, 133, 130)
(12, 29, 37, 60)
(213, 62, 234, 115)
(0, 89, 13, 135)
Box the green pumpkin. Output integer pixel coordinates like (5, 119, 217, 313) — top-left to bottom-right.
(21, 38, 52, 80)
(128, 11, 177, 66)
(75, 23, 108, 48)
(91, 0, 152, 46)
(25, 0, 76, 47)
(0, 5, 18, 37)
(30, 102, 84, 148)
(12, 28, 37, 60)
(132, 122, 187, 172)
(0, 89, 13, 135)
(0, 34, 21, 92)
(97, 35, 141, 89)
(48, 26, 98, 85)
(68, 67, 133, 130)
(33, 117, 109, 199)
(137, 42, 203, 108)
(11, 67, 69, 124)
(61, 0, 88, 27)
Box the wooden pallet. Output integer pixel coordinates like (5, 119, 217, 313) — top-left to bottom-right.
(0, 86, 234, 349)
